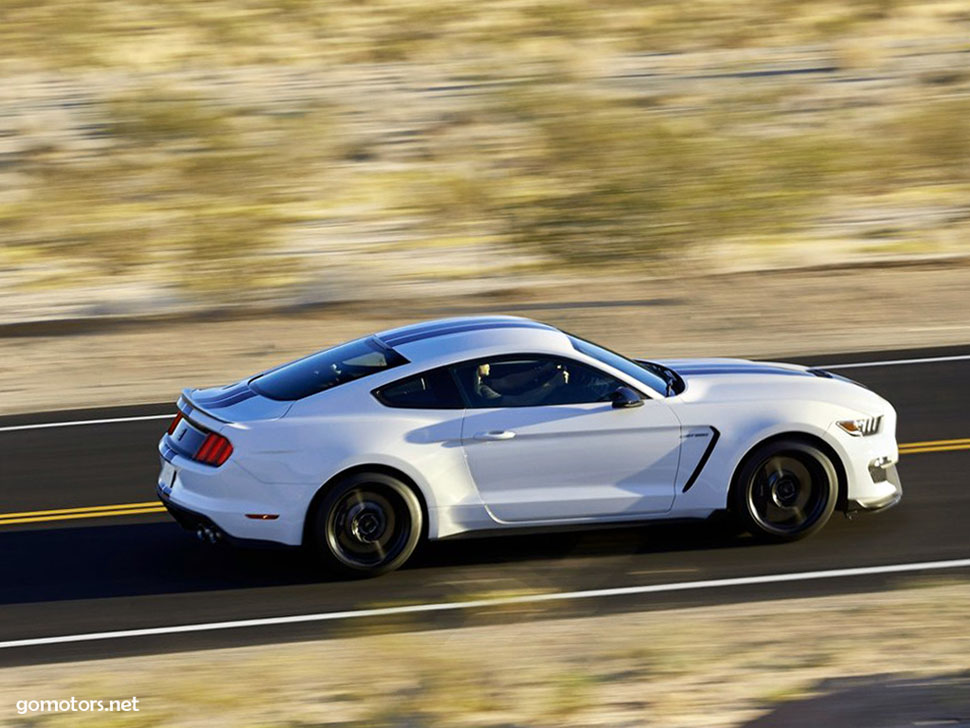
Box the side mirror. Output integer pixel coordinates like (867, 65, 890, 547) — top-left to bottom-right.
(611, 386, 644, 409)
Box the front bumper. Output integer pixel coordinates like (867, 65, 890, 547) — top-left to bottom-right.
(846, 464, 902, 513)
(827, 409, 902, 514)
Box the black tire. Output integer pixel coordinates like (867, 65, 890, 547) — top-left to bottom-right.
(309, 472, 422, 577)
(731, 439, 838, 542)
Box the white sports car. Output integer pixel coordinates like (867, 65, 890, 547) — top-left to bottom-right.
(157, 316, 901, 575)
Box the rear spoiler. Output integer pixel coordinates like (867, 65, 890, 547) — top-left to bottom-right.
(178, 389, 231, 425)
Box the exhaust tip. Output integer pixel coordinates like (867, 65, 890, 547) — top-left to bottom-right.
(194, 524, 223, 544)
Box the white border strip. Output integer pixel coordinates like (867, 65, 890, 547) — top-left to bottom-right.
(2, 558, 969, 650)
(821, 354, 970, 370)
(0, 414, 173, 433)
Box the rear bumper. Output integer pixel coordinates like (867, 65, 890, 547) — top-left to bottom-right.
(158, 436, 314, 546)
(157, 485, 293, 550)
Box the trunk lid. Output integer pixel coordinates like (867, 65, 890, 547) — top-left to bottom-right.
(180, 380, 293, 423)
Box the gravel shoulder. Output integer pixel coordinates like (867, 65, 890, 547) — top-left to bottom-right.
(2, 262, 969, 416)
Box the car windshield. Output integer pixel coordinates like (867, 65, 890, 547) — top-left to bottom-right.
(250, 337, 408, 401)
(568, 335, 673, 396)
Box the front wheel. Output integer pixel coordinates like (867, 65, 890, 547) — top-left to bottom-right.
(310, 472, 422, 577)
(732, 439, 838, 542)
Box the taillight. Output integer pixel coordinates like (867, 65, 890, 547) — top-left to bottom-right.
(194, 432, 233, 466)
(167, 412, 183, 435)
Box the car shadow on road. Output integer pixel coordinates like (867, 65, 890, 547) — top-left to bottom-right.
(411, 516, 752, 569)
(740, 672, 970, 727)
(0, 517, 753, 605)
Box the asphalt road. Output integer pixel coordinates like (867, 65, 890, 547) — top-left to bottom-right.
(1, 344, 969, 666)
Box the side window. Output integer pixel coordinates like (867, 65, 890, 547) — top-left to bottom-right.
(373, 367, 464, 409)
(453, 356, 624, 408)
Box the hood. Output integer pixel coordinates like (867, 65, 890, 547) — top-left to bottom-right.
(650, 357, 886, 413)
(182, 380, 292, 422)
(654, 357, 816, 379)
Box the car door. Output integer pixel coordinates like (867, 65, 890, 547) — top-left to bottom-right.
(455, 355, 681, 522)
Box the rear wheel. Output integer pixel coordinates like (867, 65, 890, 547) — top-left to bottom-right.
(732, 439, 838, 542)
(310, 472, 422, 576)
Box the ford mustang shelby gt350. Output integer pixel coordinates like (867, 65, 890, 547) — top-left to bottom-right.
(157, 316, 901, 575)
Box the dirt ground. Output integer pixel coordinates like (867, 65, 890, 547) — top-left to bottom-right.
(1, 579, 968, 727)
(2, 261, 969, 416)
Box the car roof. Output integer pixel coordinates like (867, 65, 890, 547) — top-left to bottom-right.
(376, 316, 575, 364)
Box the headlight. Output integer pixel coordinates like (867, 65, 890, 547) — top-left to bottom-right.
(837, 416, 882, 436)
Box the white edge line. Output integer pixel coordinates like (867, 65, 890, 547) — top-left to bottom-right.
(2, 558, 969, 650)
(0, 414, 174, 433)
(820, 354, 970, 370)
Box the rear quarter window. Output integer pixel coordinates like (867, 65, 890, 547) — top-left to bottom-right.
(373, 368, 464, 409)
(251, 337, 408, 401)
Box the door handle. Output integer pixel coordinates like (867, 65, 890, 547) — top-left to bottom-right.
(473, 430, 516, 441)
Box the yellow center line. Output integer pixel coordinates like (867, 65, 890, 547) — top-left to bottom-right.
(899, 444, 970, 454)
(0, 500, 162, 519)
(898, 437, 970, 448)
(0, 436, 967, 526)
(0, 506, 167, 526)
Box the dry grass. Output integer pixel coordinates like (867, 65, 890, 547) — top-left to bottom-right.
(1, 1, 969, 312)
(1, 88, 353, 298)
(3, 1, 966, 68)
